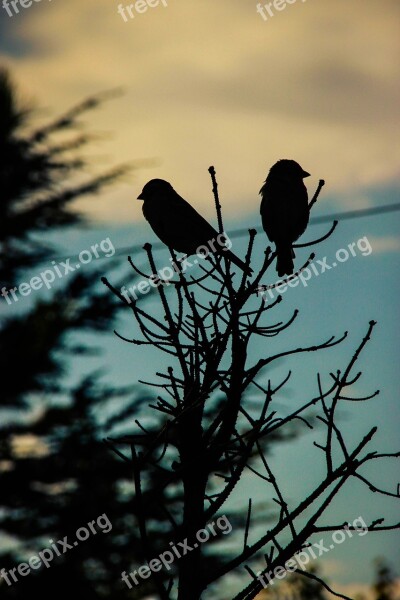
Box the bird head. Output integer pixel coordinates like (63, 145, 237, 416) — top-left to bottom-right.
(137, 179, 174, 201)
(268, 159, 310, 180)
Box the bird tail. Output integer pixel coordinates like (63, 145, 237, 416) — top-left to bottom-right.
(220, 248, 253, 276)
(276, 243, 294, 277)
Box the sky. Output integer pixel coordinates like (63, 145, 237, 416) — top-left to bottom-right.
(1, 0, 399, 221)
(0, 0, 399, 598)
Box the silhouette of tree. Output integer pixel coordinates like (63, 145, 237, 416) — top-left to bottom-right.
(0, 68, 127, 288)
(0, 376, 149, 599)
(1, 67, 398, 600)
(0, 68, 154, 599)
(0, 66, 130, 409)
(103, 166, 400, 600)
(372, 559, 399, 600)
(0, 69, 253, 600)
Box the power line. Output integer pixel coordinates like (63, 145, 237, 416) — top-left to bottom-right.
(23, 201, 400, 266)
(110, 201, 400, 260)
(309, 202, 400, 224)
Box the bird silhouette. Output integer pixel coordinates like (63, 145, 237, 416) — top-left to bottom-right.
(138, 179, 252, 275)
(260, 160, 310, 277)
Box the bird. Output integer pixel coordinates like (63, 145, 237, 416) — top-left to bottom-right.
(137, 178, 252, 275)
(259, 160, 310, 277)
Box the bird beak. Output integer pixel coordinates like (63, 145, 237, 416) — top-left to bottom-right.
(302, 171, 311, 178)
(137, 193, 144, 200)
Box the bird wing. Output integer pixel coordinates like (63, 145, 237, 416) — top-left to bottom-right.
(158, 194, 219, 254)
(260, 181, 309, 244)
(142, 201, 169, 242)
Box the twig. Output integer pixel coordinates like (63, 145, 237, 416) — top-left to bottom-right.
(208, 165, 224, 234)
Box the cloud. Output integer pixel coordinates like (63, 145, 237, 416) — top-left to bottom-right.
(369, 235, 400, 254)
(0, 0, 398, 223)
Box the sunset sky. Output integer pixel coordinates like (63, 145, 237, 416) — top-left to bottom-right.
(1, 1, 399, 597)
(1, 0, 399, 222)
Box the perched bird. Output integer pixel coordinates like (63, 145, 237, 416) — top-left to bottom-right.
(138, 179, 252, 275)
(260, 160, 310, 277)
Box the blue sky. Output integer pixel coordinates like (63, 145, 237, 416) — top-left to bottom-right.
(5, 194, 397, 597)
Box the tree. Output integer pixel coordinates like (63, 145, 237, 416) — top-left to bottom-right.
(0, 67, 151, 599)
(372, 559, 399, 600)
(0, 70, 249, 600)
(2, 67, 398, 600)
(0, 67, 127, 410)
(103, 166, 400, 600)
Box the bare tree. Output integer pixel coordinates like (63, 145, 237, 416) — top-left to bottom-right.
(103, 167, 400, 600)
